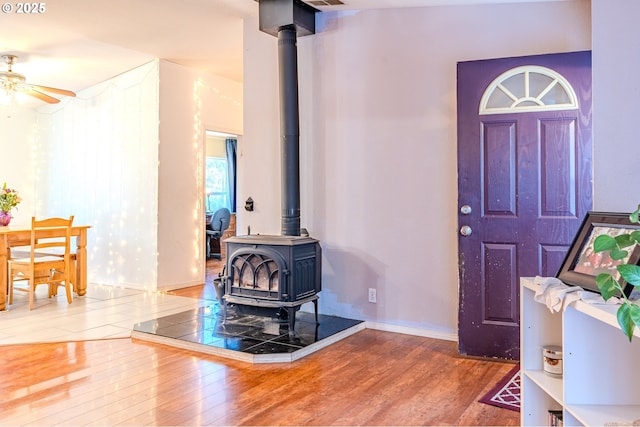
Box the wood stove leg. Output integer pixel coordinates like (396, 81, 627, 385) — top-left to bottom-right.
(313, 299, 319, 325)
(222, 299, 228, 325)
(287, 306, 296, 335)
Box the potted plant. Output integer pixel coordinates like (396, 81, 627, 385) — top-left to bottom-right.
(594, 205, 640, 341)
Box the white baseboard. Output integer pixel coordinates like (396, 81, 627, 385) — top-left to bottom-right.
(157, 280, 203, 292)
(365, 321, 458, 343)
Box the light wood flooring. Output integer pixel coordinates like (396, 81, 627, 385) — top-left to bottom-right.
(0, 259, 520, 426)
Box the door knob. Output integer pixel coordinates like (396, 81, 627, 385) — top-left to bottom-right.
(460, 225, 472, 236)
(460, 205, 472, 215)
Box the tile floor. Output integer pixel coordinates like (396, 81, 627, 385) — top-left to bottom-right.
(0, 284, 205, 345)
(1, 284, 364, 364)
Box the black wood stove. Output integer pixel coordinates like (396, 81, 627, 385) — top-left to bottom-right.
(220, 0, 321, 335)
(222, 235, 321, 332)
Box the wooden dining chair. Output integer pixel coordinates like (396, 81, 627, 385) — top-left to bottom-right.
(8, 216, 75, 310)
(30, 243, 78, 295)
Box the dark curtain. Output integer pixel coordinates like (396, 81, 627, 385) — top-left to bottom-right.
(225, 138, 237, 213)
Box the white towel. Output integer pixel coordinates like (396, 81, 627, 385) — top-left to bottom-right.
(533, 276, 581, 312)
(532, 276, 621, 312)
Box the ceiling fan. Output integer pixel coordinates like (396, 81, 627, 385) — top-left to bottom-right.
(0, 54, 76, 104)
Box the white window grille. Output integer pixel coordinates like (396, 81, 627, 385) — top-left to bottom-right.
(479, 65, 578, 115)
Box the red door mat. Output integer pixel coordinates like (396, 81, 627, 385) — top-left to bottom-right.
(478, 364, 520, 412)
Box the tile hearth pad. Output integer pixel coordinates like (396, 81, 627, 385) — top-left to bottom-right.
(132, 303, 364, 363)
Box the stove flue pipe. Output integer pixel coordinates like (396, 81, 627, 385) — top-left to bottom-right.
(258, 0, 317, 236)
(278, 26, 301, 237)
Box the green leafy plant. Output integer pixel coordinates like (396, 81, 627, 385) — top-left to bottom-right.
(594, 205, 640, 341)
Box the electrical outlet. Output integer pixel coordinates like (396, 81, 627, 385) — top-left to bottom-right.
(368, 288, 377, 303)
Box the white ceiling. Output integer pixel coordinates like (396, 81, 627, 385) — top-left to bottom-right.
(0, 0, 568, 105)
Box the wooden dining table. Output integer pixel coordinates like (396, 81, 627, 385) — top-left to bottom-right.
(0, 224, 90, 310)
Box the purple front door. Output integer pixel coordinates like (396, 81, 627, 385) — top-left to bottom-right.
(457, 51, 592, 359)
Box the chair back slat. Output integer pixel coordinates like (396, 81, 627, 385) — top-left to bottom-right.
(30, 216, 74, 263)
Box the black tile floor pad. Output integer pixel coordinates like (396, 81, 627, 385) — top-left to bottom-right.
(132, 302, 364, 363)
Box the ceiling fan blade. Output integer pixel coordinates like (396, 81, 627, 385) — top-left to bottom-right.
(24, 88, 61, 104)
(30, 84, 76, 98)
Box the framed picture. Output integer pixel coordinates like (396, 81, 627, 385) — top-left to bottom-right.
(556, 211, 640, 297)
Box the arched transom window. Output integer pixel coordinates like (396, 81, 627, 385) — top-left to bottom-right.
(479, 65, 578, 115)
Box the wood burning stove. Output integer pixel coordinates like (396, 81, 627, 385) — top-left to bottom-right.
(220, 0, 322, 335)
(222, 235, 321, 333)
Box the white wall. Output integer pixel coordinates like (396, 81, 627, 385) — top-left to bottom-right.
(592, 0, 640, 211)
(157, 60, 242, 290)
(35, 61, 160, 290)
(206, 135, 227, 157)
(241, 1, 591, 338)
(0, 106, 37, 225)
(239, 18, 282, 236)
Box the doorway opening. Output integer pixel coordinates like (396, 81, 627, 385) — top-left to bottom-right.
(205, 129, 238, 261)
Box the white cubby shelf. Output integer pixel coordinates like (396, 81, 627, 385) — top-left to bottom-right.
(520, 277, 640, 426)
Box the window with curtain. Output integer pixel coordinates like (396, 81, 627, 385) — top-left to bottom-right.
(205, 156, 229, 213)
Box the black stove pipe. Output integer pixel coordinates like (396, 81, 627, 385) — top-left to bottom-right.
(278, 26, 301, 236)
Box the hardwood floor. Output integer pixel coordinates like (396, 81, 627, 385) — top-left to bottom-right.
(0, 259, 520, 426)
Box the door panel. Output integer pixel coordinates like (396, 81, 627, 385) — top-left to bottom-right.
(540, 118, 577, 216)
(483, 121, 516, 215)
(457, 51, 592, 359)
(482, 242, 518, 324)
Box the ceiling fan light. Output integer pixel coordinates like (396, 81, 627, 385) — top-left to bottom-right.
(0, 89, 16, 107)
(1, 80, 14, 94)
(1, 72, 25, 84)
(1, 54, 74, 104)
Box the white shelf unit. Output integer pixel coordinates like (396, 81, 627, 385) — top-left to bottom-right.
(520, 277, 640, 426)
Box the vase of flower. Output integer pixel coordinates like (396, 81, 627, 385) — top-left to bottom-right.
(0, 183, 21, 226)
(0, 210, 10, 226)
